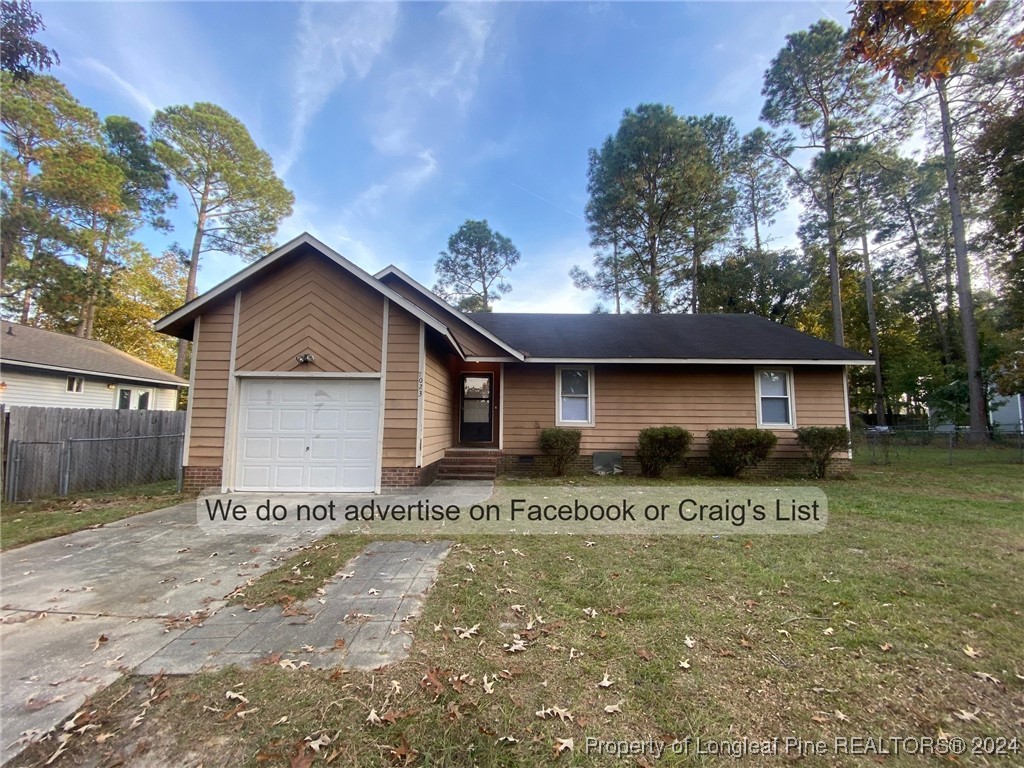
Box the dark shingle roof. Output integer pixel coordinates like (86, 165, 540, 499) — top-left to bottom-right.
(0, 321, 186, 386)
(467, 313, 870, 362)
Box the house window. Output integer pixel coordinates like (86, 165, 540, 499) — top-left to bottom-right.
(137, 391, 150, 410)
(756, 369, 795, 427)
(66, 376, 84, 393)
(556, 366, 594, 427)
(117, 389, 132, 410)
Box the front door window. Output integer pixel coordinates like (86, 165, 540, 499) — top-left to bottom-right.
(459, 374, 493, 443)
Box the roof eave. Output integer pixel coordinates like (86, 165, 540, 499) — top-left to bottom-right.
(1, 359, 188, 386)
(518, 357, 875, 365)
(374, 266, 526, 361)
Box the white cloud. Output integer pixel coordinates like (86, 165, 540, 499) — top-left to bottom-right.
(76, 57, 158, 116)
(280, 2, 399, 175)
(497, 236, 594, 314)
(367, 2, 495, 158)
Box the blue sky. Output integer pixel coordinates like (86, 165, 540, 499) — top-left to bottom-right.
(38, 1, 847, 311)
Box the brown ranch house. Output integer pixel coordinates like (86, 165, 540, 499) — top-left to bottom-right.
(155, 234, 872, 494)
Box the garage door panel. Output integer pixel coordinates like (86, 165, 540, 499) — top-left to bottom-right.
(277, 408, 308, 432)
(344, 408, 377, 431)
(245, 409, 275, 431)
(235, 378, 381, 492)
(242, 437, 272, 459)
(311, 409, 340, 430)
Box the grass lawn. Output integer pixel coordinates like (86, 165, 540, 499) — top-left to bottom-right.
(13, 456, 1023, 767)
(0, 481, 186, 550)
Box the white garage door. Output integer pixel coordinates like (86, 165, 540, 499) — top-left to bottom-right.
(234, 378, 380, 492)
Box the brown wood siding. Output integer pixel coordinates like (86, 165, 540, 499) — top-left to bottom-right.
(235, 253, 384, 373)
(188, 299, 234, 466)
(383, 304, 420, 468)
(422, 342, 454, 465)
(502, 363, 848, 458)
(382, 278, 511, 358)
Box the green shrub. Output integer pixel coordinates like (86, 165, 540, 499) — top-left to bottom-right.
(796, 426, 850, 478)
(707, 428, 778, 477)
(636, 426, 692, 477)
(538, 427, 582, 477)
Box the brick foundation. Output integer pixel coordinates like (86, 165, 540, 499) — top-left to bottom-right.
(182, 465, 223, 495)
(381, 459, 442, 489)
(498, 452, 852, 480)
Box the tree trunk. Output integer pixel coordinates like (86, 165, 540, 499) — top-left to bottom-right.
(612, 239, 621, 314)
(691, 227, 700, 314)
(936, 79, 987, 442)
(903, 201, 952, 365)
(823, 133, 844, 346)
(856, 179, 886, 425)
(176, 187, 209, 379)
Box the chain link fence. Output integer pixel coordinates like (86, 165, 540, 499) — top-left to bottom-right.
(5, 433, 184, 502)
(853, 428, 1024, 467)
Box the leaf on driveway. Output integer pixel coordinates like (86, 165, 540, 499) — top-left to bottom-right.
(92, 635, 108, 652)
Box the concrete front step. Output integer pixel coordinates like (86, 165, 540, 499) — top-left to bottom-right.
(439, 448, 500, 480)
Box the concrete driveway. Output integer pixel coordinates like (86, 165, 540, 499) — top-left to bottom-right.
(0, 484, 490, 765)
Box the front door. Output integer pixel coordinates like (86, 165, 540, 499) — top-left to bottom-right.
(459, 373, 493, 443)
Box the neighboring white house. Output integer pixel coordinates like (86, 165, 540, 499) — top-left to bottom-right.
(990, 392, 1024, 434)
(0, 321, 186, 410)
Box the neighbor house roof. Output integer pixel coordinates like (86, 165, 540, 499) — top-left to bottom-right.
(0, 321, 187, 386)
(468, 313, 873, 364)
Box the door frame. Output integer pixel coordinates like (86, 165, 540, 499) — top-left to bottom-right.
(455, 363, 501, 447)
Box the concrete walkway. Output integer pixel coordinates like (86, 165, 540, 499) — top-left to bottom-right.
(135, 539, 451, 675)
(0, 484, 488, 765)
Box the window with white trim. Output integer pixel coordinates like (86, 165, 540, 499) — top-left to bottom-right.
(756, 369, 794, 427)
(556, 366, 594, 426)
(66, 376, 84, 393)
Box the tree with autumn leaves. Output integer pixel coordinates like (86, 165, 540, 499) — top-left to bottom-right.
(0, 1, 293, 379)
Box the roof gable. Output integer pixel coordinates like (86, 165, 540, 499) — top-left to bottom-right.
(375, 266, 524, 360)
(154, 233, 465, 358)
(0, 321, 187, 385)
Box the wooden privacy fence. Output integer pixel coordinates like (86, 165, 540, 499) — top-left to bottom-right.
(2, 407, 186, 501)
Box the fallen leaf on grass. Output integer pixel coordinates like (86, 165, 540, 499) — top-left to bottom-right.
(963, 645, 981, 659)
(289, 742, 315, 768)
(598, 673, 615, 688)
(835, 710, 850, 722)
(366, 708, 382, 726)
(554, 737, 574, 755)
(306, 733, 331, 752)
(454, 623, 479, 640)
(604, 700, 623, 714)
(953, 709, 981, 723)
(496, 735, 518, 745)
(678, 659, 691, 670)
(822, 627, 834, 636)
(636, 648, 654, 661)
(504, 636, 528, 653)
(225, 690, 249, 705)
(684, 635, 696, 648)
(972, 671, 1002, 685)
(583, 607, 598, 618)
(879, 642, 893, 652)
